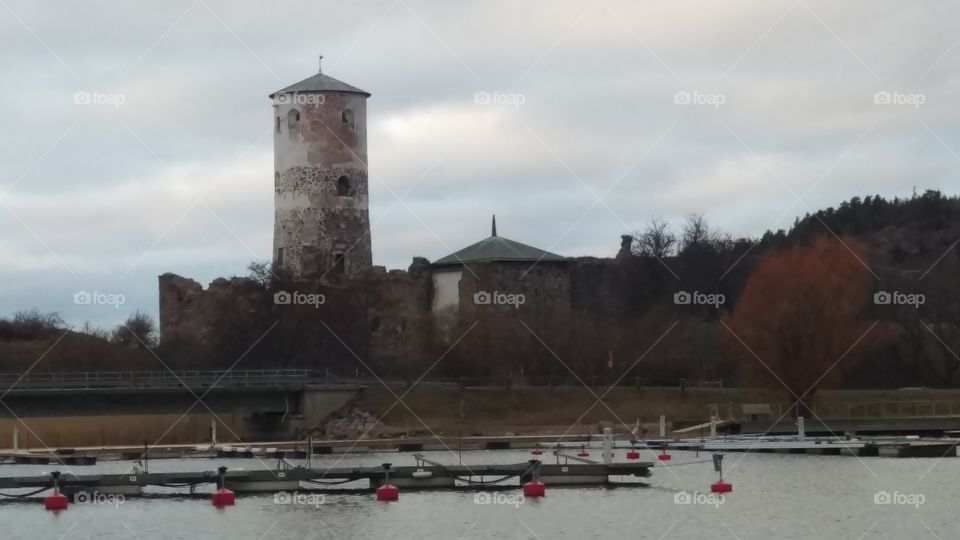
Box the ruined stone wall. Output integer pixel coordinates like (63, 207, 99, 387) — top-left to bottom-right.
(158, 261, 434, 372)
(363, 258, 434, 373)
(456, 261, 572, 319)
(158, 273, 268, 348)
(273, 91, 371, 279)
(158, 254, 711, 371)
(569, 256, 668, 319)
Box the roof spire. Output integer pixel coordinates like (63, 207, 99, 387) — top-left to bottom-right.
(491, 215, 497, 237)
(318, 54, 324, 74)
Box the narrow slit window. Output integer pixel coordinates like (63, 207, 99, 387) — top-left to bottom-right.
(336, 176, 351, 196)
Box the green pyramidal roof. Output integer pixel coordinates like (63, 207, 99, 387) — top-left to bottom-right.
(269, 72, 371, 98)
(433, 216, 567, 267)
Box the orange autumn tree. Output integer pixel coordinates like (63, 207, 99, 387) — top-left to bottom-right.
(727, 236, 881, 416)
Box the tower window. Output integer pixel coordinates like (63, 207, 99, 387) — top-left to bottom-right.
(336, 176, 351, 196)
(342, 109, 354, 128)
(332, 252, 345, 275)
(276, 247, 284, 266)
(275, 116, 281, 133)
(287, 109, 301, 140)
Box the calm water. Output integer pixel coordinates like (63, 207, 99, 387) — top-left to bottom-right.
(0, 449, 954, 539)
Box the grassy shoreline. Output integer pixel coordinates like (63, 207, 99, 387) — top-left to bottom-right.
(360, 386, 960, 436)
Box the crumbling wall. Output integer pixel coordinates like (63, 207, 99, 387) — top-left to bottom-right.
(158, 260, 434, 372)
(364, 258, 433, 373)
(159, 273, 268, 347)
(456, 261, 572, 319)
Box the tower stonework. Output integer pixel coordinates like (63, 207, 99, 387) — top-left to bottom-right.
(271, 65, 372, 279)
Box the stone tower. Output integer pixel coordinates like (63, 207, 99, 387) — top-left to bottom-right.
(270, 60, 372, 279)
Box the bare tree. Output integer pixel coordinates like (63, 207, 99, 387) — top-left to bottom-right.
(111, 311, 158, 348)
(79, 321, 110, 341)
(679, 213, 732, 257)
(632, 219, 677, 259)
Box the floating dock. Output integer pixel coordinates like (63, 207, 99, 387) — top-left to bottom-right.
(632, 436, 958, 458)
(0, 459, 653, 498)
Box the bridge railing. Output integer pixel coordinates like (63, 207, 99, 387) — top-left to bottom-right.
(0, 369, 319, 392)
(0, 368, 725, 392)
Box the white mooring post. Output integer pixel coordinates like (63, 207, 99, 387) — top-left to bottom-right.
(211, 419, 218, 447)
(659, 415, 666, 438)
(710, 416, 718, 439)
(602, 427, 613, 465)
(797, 416, 805, 441)
(12, 427, 18, 450)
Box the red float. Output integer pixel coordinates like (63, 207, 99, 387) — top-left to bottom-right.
(530, 448, 543, 456)
(626, 450, 640, 460)
(711, 480, 732, 493)
(657, 449, 671, 461)
(211, 488, 236, 507)
(577, 450, 589, 457)
(44, 492, 68, 511)
(522, 480, 545, 498)
(376, 484, 399, 502)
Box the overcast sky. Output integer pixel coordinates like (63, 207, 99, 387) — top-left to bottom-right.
(1, 0, 958, 328)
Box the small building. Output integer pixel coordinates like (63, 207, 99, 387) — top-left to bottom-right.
(430, 216, 569, 315)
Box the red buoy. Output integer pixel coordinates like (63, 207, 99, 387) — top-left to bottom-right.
(626, 450, 640, 460)
(376, 484, 399, 502)
(531, 448, 543, 456)
(522, 480, 545, 498)
(577, 449, 589, 457)
(44, 492, 68, 511)
(657, 449, 671, 461)
(211, 488, 236, 507)
(711, 481, 732, 493)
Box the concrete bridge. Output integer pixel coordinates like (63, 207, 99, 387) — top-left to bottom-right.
(0, 370, 363, 448)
